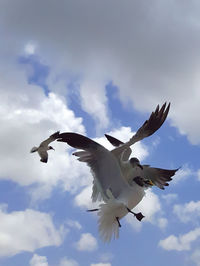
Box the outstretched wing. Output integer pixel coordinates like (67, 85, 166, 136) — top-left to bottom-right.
(142, 165, 179, 190)
(113, 102, 170, 156)
(105, 129, 179, 190)
(132, 102, 170, 143)
(105, 134, 132, 161)
(57, 132, 130, 201)
(40, 131, 60, 147)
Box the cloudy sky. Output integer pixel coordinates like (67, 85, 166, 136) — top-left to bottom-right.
(1, 0, 200, 265)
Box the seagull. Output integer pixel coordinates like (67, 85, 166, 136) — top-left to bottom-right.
(104, 133, 178, 190)
(57, 103, 178, 242)
(30, 131, 60, 163)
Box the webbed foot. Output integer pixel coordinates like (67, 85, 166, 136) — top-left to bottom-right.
(127, 207, 145, 221)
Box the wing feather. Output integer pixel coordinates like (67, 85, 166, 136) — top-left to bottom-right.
(142, 166, 178, 190)
(112, 103, 170, 156)
(57, 132, 130, 201)
(128, 102, 170, 145)
(40, 131, 60, 147)
(105, 134, 132, 161)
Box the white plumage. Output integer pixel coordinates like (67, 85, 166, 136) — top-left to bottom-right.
(30, 131, 60, 163)
(57, 103, 178, 242)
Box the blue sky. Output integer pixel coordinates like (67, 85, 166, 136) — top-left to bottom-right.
(1, 1, 200, 265)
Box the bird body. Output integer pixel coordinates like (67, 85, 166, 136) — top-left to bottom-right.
(97, 184, 145, 242)
(30, 131, 60, 163)
(57, 102, 178, 242)
(57, 132, 147, 241)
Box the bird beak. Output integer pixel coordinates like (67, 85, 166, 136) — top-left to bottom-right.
(137, 163, 143, 170)
(145, 179, 154, 186)
(148, 180, 154, 186)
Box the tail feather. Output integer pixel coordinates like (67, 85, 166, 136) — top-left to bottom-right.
(30, 147, 38, 153)
(97, 201, 127, 242)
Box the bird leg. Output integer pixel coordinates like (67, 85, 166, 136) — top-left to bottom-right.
(86, 208, 99, 212)
(116, 217, 121, 227)
(127, 207, 145, 221)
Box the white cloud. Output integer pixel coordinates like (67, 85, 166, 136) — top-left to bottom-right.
(75, 233, 98, 252)
(158, 218, 168, 229)
(0, 68, 91, 201)
(74, 185, 98, 210)
(0, 207, 63, 257)
(125, 215, 142, 232)
(126, 190, 167, 230)
(2, 1, 200, 143)
(99, 253, 114, 262)
(159, 227, 200, 251)
(197, 169, 200, 181)
(191, 249, 200, 266)
(66, 220, 82, 230)
(172, 166, 193, 184)
(162, 193, 178, 205)
(134, 190, 161, 223)
(173, 200, 200, 223)
(59, 257, 79, 266)
(30, 255, 80, 266)
(80, 79, 109, 131)
(24, 42, 36, 55)
(30, 254, 48, 266)
(91, 264, 111, 266)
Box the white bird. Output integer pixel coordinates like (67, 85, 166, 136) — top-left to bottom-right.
(30, 131, 60, 163)
(104, 134, 178, 190)
(57, 103, 178, 242)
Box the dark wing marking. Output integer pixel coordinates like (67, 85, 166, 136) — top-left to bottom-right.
(142, 166, 179, 190)
(112, 103, 170, 157)
(105, 134, 124, 147)
(57, 132, 102, 150)
(132, 102, 170, 143)
(105, 134, 132, 161)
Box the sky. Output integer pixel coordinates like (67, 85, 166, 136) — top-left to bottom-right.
(1, 0, 200, 265)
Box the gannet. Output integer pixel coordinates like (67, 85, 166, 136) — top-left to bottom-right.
(30, 131, 60, 163)
(57, 103, 178, 241)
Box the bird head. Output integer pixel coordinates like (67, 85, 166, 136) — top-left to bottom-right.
(130, 157, 143, 170)
(48, 146, 55, 151)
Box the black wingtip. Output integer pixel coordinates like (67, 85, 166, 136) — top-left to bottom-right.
(51, 131, 60, 139)
(57, 132, 100, 150)
(104, 134, 124, 146)
(40, 158, 48, 163)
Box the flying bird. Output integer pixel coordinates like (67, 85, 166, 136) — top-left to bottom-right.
(104, 133, 178, 190)
(30, 131, 60, 163)
(57, 103, 178, 242)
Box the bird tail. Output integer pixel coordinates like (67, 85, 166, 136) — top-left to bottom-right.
(30, 147, 38, 153)
(97, 200, 127, 242)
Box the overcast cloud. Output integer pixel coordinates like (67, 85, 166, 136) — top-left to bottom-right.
(1, 0, 200, 143)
